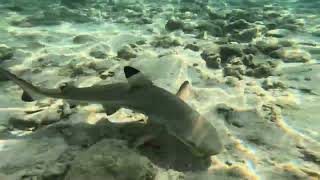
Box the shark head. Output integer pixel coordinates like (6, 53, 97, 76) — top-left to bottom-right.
(186, 116, 223, 156)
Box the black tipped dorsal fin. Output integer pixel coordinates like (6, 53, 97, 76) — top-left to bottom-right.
(123, 66, 152, 88)
(176, 81, 191, 101)
(21, 91, 34, 102)
(124, 66, 140, 79)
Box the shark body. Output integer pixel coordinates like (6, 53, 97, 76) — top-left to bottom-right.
(0, 66, 223, 156)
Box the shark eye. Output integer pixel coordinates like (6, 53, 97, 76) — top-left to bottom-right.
(59, 82, 68, 91)
(59, 81, 75, 91)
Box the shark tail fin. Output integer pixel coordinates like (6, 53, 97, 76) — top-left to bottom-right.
(0, 67, 45, 102)
(123, 66, 152, 88)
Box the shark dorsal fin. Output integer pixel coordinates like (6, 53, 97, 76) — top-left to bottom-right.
(124, 66, 152, 88)
(176, 81, 191, 101)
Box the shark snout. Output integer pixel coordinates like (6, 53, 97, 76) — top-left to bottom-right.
(189, 117, 223, 156)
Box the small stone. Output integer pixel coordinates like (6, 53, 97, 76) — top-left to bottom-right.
(182, 22, 195, 33)
(248, 63, 274, 78)
(89, 45, 110, 59)
(117, 45, 137, 60)
(266, 29, 291, 38)
(73, 35, 96, 44)
(225, 76, 239, 87)
(270, 48, 312, 63)
(262, 78, 286, 90)
(223, 64, 246, 79)
(165, 19, 184, 31)
(242, 54, 255, 68)
(184, 44, 200, 51)
(255, 38, 281, 54)
(151, 36, 182, 48)
(232, 28, 258, 42)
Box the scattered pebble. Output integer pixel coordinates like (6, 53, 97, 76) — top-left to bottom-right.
(117, 45, 137, 60)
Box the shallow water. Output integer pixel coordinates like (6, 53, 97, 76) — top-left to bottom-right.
(0, 0, 319, 180)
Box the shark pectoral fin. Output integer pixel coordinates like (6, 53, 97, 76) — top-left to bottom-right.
(167, 129, 204, 157)
(123, 66, 152, 88)
(21, 91, 34, 102)
(176, 81, 191, 101)
(103, 105, 121, 115)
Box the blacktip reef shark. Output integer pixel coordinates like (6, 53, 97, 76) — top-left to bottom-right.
(0, 66, 223, 156)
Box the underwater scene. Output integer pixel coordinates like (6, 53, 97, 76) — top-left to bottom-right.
(0, 0, 319, 179)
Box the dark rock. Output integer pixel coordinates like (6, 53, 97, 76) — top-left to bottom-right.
(151, 36, 182, 48)
(242, 54, 255, 68)
(185, 44, 200, 51)
(204, 55, 221, 69)
(200, 45, 221, 68)
(262, 79, 286, 90)
(219, 44, 243, 64)
(165, 19, 184, 31)
(243, 44, 259, 55)
(117, 45, 137, 60)
(0, 45, 14, 61)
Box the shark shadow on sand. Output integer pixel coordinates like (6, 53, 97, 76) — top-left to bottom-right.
(1, 119, 211, 172)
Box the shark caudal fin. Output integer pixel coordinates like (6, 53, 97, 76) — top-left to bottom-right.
(0, 68, 45, 102)
(123, 66, 152, 88)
